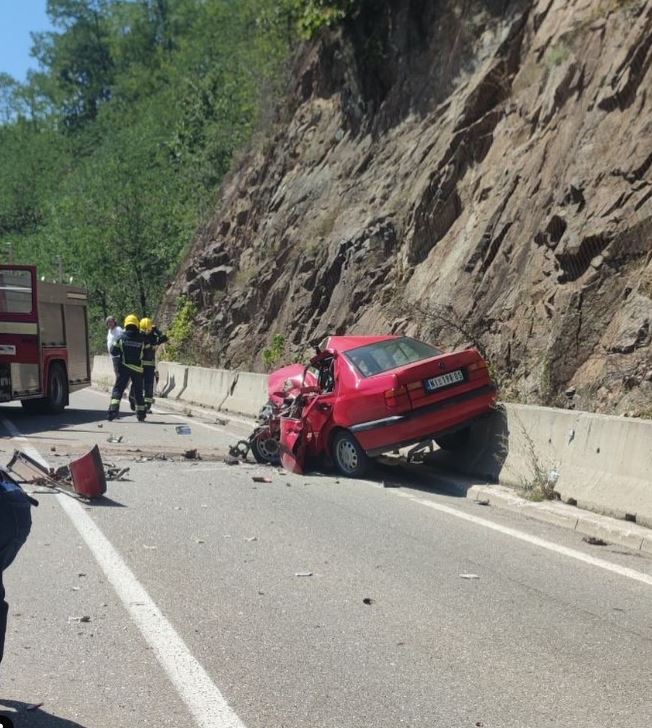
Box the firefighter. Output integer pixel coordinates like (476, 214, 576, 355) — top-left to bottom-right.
(137, 317, 168, 413)
(108, 314, 146, 422)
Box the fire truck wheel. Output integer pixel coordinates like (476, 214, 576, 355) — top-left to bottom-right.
(44, 363, 68, 414)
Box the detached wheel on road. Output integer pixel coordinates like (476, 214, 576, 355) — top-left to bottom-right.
(251, 432, 281, 465)
(434, 427, 470, 451)
(44, 363, 68, 414)
(331, 430, 369, 478)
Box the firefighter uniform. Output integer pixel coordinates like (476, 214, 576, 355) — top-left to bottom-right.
(142, 318, 168, 412)
(129, 318, 168, 413)
(108, 314, 146, 422)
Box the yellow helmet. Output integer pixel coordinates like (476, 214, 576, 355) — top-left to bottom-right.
(124, 314, 140, 329)
(140, 317, 154, 333)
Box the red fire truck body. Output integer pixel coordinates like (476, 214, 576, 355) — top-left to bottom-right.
(0, 265, 91, 412)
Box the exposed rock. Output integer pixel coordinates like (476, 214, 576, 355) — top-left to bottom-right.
(161, 0, 652, 414)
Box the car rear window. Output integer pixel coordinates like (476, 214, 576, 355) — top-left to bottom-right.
(344, 337, 442, 377)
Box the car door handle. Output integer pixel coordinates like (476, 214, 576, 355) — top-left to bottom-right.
(317, 402, 332, 413)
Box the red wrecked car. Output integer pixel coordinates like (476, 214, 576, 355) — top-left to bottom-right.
(249, 335, 496, 477)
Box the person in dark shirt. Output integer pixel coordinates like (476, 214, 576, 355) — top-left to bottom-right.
(137, 317, 168, 413)
(108, 314, 146, 422)
(0, 468, 35, 669)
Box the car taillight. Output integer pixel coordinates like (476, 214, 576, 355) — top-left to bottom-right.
(466, 360, 488, 378)
(384, 385, 409, 408)
(467, 360, 487, 371)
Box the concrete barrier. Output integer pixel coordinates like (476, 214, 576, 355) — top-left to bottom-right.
(432, 403, 652, 528)
(156, 361, 188, 401)
(222, 371, 268, 417)
(91, 355, 115, 391)
(177, 365, 237, 410)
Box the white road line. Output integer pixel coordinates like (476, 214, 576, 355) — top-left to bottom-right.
(391, 490, 652, 588)
(0, 415, 248, 728)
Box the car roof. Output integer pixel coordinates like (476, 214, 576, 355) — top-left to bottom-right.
(324, 335, 398, 353)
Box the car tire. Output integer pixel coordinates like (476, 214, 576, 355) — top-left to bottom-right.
(251, 431, 281, 465)
(44, 363, 68, 414)
(435, 427, 470, 451)
(331, 430, 369, 478)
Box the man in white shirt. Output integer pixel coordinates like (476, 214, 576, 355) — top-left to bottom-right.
(106, 316, 123, 374)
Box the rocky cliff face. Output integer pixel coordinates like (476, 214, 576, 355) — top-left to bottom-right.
(162, 0, 652, 415)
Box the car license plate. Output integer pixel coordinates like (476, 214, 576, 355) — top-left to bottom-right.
(424, 369, 464, 392)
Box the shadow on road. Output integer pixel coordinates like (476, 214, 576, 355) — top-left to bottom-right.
(0, 407, 108, 435)
(87, 495, 127, 508)
(372, 459, 476, 497)
(0, 701, 88, 728)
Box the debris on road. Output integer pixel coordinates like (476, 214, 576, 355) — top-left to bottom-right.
(68, 615, 91, 623)
(175, 425, 192, 435)
(224, 454, 240, 465)
(6, 446, 107, 499)
(459, 573, 480, 580)
(195, 539, 206, 544)
(25, 703, 44, 712)
(582, 536, 608, 546)
(183, 449, 200, 460)
(382, 480, 399, 488)
(143, 545, 157, 550)
(362, 598, 374, 605)
(97, 423, 103, 428)
(245, 536, 258, 542)
(474, 498, 490, 506)
(50, 445, 56, 452)
(295, 571, 313, 577)
(216, 417, 229, 426)
(104, 464, 130, 481)
(252, 475, 272, 483)
(228, 440, 251, 461)
(107, 434, 123, 443)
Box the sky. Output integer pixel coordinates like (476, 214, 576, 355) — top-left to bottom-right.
(0, 0, 53, 81)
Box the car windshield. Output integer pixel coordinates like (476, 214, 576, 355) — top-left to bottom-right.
(344, 337, 442, 377)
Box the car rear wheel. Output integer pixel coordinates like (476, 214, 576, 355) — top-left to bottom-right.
(331, 430, 369, 478)
(435, 427, 470, 451)
(251, 431, 281, 465)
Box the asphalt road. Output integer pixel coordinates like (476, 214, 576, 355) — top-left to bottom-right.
(0, 389, 651, 728)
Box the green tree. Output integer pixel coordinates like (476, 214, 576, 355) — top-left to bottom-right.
(32, 0, 115, 128)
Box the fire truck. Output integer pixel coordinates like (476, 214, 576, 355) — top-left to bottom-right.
(0, 264, 91, 413)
